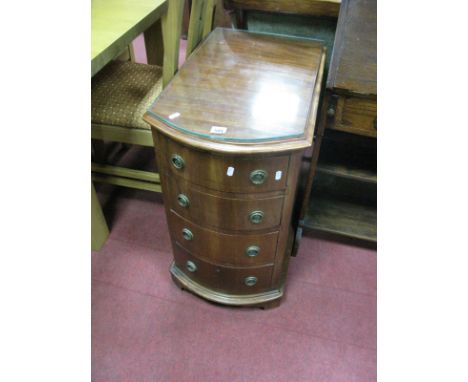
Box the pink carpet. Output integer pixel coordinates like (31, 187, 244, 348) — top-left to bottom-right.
(92, 37, 376, 381)
(92, 186, 376, 382)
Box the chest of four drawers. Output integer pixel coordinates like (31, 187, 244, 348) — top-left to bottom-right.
(155, 134, 297, 297)
(144, 28, 326, 308)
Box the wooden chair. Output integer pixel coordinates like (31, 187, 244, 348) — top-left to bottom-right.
(91, 0, 216, 193)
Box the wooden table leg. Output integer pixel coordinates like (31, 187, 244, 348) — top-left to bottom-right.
(91, 182, 109, 251)
(144, 19, 164, 66)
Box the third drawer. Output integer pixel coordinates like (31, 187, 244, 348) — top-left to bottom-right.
(168, 210, 278, 267)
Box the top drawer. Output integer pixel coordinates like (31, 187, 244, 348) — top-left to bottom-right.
(157, 134, 290, 193)
(328, 95, 377, 138)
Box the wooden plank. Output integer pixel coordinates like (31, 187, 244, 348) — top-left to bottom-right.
(92, 174, 163, 192)
(303, 195, 376, 241)
(316, 162, 376, 183)
(91, 163, 161, 183)
(226, 0, 341, 18)
(162, 0, 184, 87)
(203, 0, 216, 37)
(91, 182, 109, 251)
(187, 0, 216, 57)
(91, 124, 154, 147)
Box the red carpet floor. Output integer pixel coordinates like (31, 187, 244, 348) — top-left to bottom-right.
(92, 184, 376, 382)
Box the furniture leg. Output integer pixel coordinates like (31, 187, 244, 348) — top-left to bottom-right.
(91, 182, 109, 251)
(144, 19, 164, 65)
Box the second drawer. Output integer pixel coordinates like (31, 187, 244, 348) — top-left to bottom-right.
(165, 174, 285, 231)
(168, 211, 278, 267)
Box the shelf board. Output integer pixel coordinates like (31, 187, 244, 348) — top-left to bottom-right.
(317, 128, 377, 184)
(317, 162, 377, 183)
(303, 195, 376, 242)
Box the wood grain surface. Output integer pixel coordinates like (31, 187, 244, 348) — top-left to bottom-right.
(168, 211, 279, 267)
(327, 0, 376, 95)
(164, 175, 285, 231)
(91, 0, 168, 77)
(145, 28, 325, 152)
(157, 133, 290, 193)
(173, 243, 274, 294)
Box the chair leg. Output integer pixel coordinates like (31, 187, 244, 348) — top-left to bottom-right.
(91, 139, 106, 164)
(91, 182, 109, 251)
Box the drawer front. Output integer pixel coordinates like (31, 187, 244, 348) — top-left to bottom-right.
(173, 244, 273, 294)
(158, 135, 290, 193)
(168, 211, 278, 267)
(165, 175, 284, 231)
(328, 96, 377, 138)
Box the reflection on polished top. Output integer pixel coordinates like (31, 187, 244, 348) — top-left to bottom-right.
(145, 28, 325, 147)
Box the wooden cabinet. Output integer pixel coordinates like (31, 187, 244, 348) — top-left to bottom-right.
(301, 0, 377, 243)
(144, 28, 325, 308)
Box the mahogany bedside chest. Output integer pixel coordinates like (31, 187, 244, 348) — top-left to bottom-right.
(144, 28, 325, 308)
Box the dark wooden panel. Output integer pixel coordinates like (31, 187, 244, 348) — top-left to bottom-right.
(158, 133, 290, 193)
(168, 211, 279, 267)
(327, 0, 376, 95)
(173, 243, 274, 294)
(316, 128, 376, 183)
(164, 174, 285, 231)
(227, 0, 341, 18)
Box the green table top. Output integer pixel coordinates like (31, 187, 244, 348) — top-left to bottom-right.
(91, 0, 167, 77)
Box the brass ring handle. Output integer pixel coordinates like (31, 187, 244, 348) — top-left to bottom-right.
(246, 245, 260, 257)
(249, 211, 264, 224)
(186, 260, 197, 272)
(182, 228, 193, 241)
(177, 194, 190, 208)
(250, 170, 267, 185)
(171, 154, 185, 170)
(244, 276, 258, 287)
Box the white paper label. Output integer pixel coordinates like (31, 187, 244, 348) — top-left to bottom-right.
(210, 126, 228, 134)
(275, 171, 282, 181)
(226, 166, 235, 176)
(168, 112, 180, 120)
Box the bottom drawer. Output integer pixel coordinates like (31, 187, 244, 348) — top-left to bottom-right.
(173, 244, 273, 295)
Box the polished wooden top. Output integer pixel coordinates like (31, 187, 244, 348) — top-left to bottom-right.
(327, 0, 376, 96)
(91, 0, 167, 77)
(145, 28, 325, 153)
